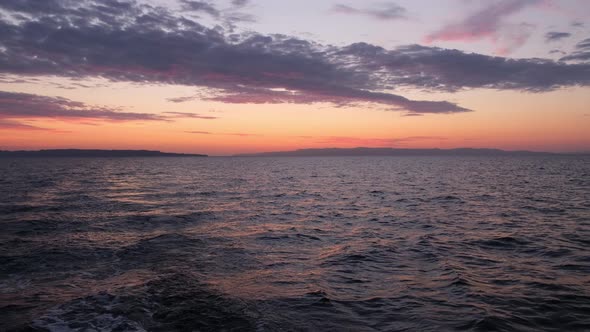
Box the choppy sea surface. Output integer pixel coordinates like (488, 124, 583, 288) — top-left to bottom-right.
(1, 156, 589, 331)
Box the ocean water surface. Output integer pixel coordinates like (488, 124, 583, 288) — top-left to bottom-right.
(1, 156, 589, 331)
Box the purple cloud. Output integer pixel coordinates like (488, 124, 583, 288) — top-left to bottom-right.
(331, 2, 407, 21)
(0, 91, 166, 123)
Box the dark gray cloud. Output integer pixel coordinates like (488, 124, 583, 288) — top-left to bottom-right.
(331, 2, 406, 20)
(0, 91, 166, 122)
(231, 0, 249, 7)
(0, 0, 66, 14)
(545, 31, 572, 42)
(180, 0, 219, 17)
(560, 52, 590, 62)
(0, 0, 589, 116)
(575, 38, 590, 50)
(339, 43, 590, 92)
(560, 38, 590, 62)
(571, 21, 584, 28)
(179, 0, 256, 29)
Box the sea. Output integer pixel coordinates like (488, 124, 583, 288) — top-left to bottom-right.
(1, 156, 589, 331)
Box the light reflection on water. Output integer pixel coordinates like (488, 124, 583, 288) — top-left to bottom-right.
(1, 156, 589, 331)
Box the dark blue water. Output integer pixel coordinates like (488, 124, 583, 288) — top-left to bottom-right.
(1, 156, 589, 331)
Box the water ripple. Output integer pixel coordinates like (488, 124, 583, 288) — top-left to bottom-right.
(0, 156, 589, 331)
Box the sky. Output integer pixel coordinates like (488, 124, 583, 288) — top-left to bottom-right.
(0, 0, 589, 155)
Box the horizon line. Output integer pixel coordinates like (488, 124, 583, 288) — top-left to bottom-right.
(1, 147, 589, 157)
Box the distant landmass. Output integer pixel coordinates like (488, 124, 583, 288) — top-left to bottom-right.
(0, 149, 207, 158)
(235, 147, 560, 157)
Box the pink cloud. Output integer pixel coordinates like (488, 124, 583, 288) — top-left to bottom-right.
(493, 23, 536, 56)
(163, 112, 218, 119)
(424, 0, 541, 54)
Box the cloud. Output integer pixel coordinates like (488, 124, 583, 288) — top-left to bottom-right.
(331, 2, 407, 20)
(202, 85, 471, 114)
(180, 0, 256, 29)
(562, 52, 590, 62)
(163, 111, 217, 119)
(0, 0, 468, 115)
(167, 96, 200, 103)
(571, 21, 584, 28)
(425, 0, 540, 54)
(180, 1, 219, 17)
(231, 0, 249, 7)
(560, 38, 590, 62)
(545, 31, 572, 42)
(186, 130, 212, 134)
(185, 131, 258, 136)
(0, 119, 64, 131)
(0, 91, 166, 122)
(338, 43, 590, 92)
(494, 23, 535, 55)
(576, 38, 590, 50)
(0, 0, 589, 116)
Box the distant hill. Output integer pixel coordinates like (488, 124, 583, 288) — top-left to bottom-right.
(0, 149, 207, 158)
(235, 147, 558, 157)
